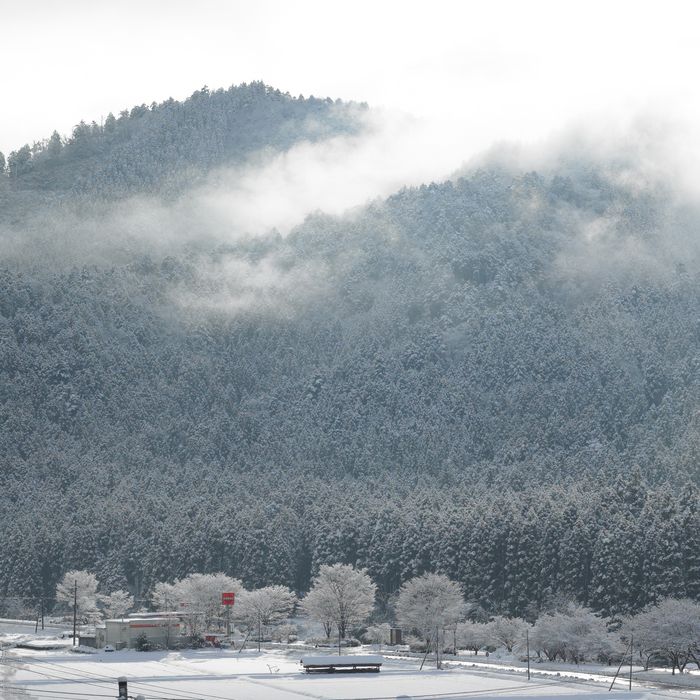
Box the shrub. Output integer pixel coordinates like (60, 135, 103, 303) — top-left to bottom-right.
(134, 633, 153, 652)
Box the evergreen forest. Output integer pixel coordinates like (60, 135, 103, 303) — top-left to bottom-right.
(2, 82, 700, 621)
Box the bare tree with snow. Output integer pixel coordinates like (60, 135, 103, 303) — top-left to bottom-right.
(55, 570, 101, 623)
(457, 620, 490, 655)
(623, 598, 700, 674)
(486, 615, 528, 653)
(301, 563, 376, 641)
(530, 603, 617, 664)
(151, 573, 244, 637)
(100, 590, 134, 619)
(300, 583, 336, 638)
(529, 612, 566, 661)
(395, 573, 464, 668)
(234, 585, 296, 649)
(363, 622, 391, 647)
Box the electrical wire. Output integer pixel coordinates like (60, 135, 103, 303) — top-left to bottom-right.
(14, 655, 320, 700)
(8, 667, 212, 700)
(8, 689, 115, 697)
(6, 663, 118, 693)
(12, 657, 234, 700)
(341, 678, 573, 700)
(4, 654, 138, 697)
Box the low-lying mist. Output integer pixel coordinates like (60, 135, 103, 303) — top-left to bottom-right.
(0, 108, 446, 265)
(3, 106, 700, 320)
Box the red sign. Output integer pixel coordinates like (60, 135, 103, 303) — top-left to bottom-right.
(222, 592, 235, 605)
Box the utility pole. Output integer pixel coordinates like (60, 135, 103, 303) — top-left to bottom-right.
(165, 599, 170, 649)
(629, 634, 633, 691)
(41, 597, 44, 630)
(73, 580, 77, 646)
(526, 628, 530, 681)
(258, 611, 261, 653)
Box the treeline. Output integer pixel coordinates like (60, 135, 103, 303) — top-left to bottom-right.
(34, 567, 700, 674)
(3, 473, 700, 622)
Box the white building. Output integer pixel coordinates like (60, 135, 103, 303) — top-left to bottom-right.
(95, 617, 182, 649)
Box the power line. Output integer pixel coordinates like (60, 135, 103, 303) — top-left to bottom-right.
(6, 654, 132, 693)
(8, 663, 213, 700)
(12, 676, 116, 696)
(341, 679, 567, 700)
(11, 689, 114, 697)
(8, 663, 118, 693)
(15, 657, 235, 700)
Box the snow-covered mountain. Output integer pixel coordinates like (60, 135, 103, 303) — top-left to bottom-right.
(2, 83, 700, 617)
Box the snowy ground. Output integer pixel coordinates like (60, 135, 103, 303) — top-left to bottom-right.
(438, 650, 700, 691)
(0, 620, 75, 653)
(0, 620, 65, 635)
(1, 644, 695, 700)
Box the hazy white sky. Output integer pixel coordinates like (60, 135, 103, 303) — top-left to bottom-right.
(1, 0, 699, 173)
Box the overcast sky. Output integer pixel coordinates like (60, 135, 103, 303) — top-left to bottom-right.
(2, 0, 699, 178)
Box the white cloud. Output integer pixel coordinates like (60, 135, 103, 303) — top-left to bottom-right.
(3, 0, 700, 168)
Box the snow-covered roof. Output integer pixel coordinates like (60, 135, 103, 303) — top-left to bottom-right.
(105, 618, 180, 625)
(300, 655, 383, 665)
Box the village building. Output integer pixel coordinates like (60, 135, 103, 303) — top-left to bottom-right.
(95, 616, 182, 650)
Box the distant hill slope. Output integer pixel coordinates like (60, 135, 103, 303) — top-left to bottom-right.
(3, 90, 700, 618)
(1, 81, 366, 211)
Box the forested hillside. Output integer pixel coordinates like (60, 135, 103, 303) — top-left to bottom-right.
(0, 81, 365, 212)
(2, 83, 700, 619)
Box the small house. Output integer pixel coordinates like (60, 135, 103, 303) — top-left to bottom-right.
(95, 617, 181, 650)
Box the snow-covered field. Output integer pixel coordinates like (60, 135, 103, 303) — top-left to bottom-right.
(1, 644, 693, 700)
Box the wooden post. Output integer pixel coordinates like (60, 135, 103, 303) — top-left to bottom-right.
(629, 634, 633, 690)
(420, 634, 431, 670)
(526, 628, 530, 681)
(73, 580, 77, 646)
(238, 629, 251, 653)
(609, 640, 631, 691)
(164, 598, 171, 649)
